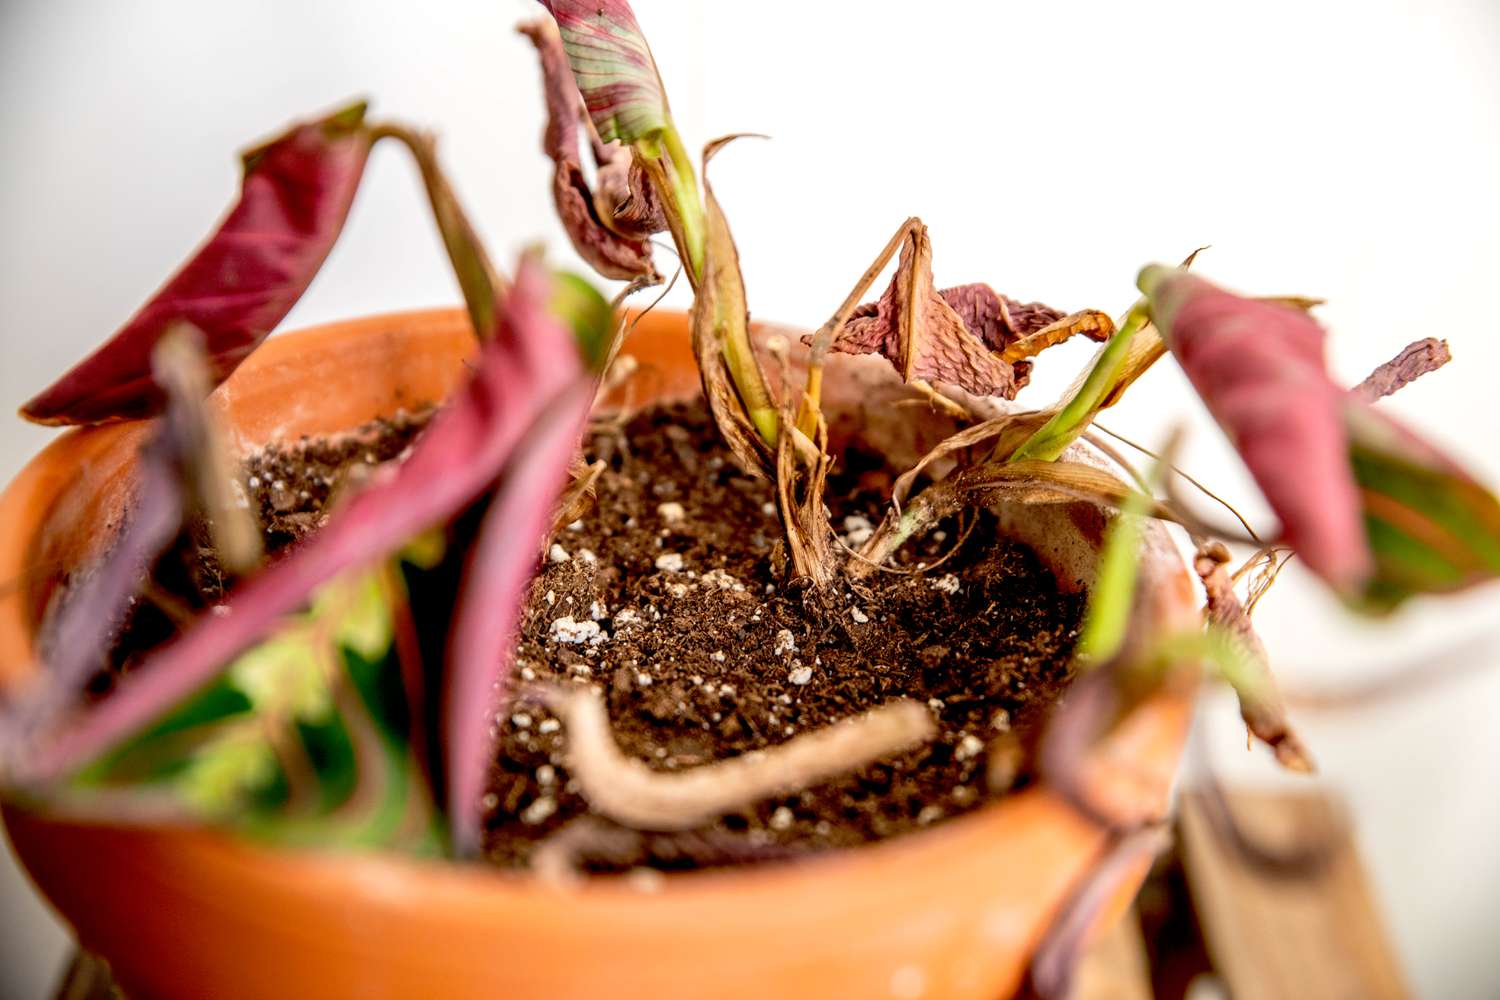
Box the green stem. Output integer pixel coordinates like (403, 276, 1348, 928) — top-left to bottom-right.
(659, 126, 706, 282)
(1010, 304, 1150, 462)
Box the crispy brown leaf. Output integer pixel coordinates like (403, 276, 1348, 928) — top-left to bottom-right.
(819, 225, 1079, 398)
(1352, 337, 1452, 403)
(520, 18, 660, 282)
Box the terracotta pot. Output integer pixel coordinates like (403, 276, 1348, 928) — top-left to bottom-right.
(1, 307, 1196, 1000)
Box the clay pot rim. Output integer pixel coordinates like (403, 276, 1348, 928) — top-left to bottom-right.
(0, 305, 1193, 901)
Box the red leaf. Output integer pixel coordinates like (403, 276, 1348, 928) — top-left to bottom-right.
(18, 260, 589, 788)
(21, 102, 373, 426)
(1140, 267, 1373, 593)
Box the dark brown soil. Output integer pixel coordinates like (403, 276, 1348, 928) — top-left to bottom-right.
(480, 400, 1085, 873)
(87, 397, 1084, 876)
(93, 409, 433, 692)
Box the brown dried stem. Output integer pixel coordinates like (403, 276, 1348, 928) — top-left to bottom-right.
(1193, 543, 1313, 772)
(1352, 337, 1452, 403)
(528, 684, 934, 832)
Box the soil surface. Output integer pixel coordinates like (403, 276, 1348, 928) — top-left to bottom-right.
(86, 398, 1084, 875)
(481, 400, 1085, 873)
(92, 410, 433, 693)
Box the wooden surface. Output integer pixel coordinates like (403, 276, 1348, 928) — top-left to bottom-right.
(1074, 908, 1154, 1000)
(1176, 789, 1410, 1000)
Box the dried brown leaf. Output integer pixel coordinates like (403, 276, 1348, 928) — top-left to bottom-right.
(821, 224, 1037, 398)
(1194, 546, 1314, 772)
(999, 310, 1115, 363)
(688, 136, 777, 475)
(590, 136, 667, 240)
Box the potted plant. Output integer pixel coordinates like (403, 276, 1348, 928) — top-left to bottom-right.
(3, 4, 1497, 999)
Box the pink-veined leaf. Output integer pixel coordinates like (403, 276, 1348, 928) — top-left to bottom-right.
(1139, 265, 1500, 607)
(22, 102, 374, 426)
(520, 18, 660, 281)
(536, 1, 670, 147)
(14, 260, 592, 797)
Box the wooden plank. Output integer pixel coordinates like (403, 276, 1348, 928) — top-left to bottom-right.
(1073, 908, 1154, 1000)
(1178, 789, 1410, 1000)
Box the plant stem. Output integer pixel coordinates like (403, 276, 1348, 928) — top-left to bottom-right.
(658, 125, 706, 282)
(1010, 303, 1150, 462)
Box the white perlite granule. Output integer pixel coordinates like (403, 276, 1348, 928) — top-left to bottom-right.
(788, 664, 813, 685)
(657, 501, 686, 524)
(521, 797, 557, 825)
(842, 514, 875, 546)
(548, 543, 570, 564)
(654, 552, 685, 573)
(549, 616, 606, 646)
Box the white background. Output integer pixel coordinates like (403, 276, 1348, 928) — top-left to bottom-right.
(3, 1, 1499, 996)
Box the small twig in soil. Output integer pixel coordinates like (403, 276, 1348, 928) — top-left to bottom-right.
(525, 684, 935, 832)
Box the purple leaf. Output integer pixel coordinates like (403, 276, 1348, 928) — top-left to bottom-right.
(22, 102, 374, 426)
(16, 259, 587, 787)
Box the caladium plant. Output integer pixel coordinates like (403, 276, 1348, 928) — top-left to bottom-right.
(0, 2, 1495, 955)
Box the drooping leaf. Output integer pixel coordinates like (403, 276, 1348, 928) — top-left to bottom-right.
(536, 1, 670, 147)
(1138, 266, 1372, 594)
(690, 137, 779, 460)
(536, 0, 706, 280)
(1139, 265, 1500, 607)
(13, 259, 592, 792)
(817, 223, 1091, 398)
(519, 18, 661, 282)
(22, 102, 374, 426)
(590, 135, 667, 240)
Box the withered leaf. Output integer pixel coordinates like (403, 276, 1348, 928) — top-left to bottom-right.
(520, 18, 660, 282)
(814, 224, 1090, 398)
(1193, 547, 1313, 772)
(591, 136, 667, 240)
